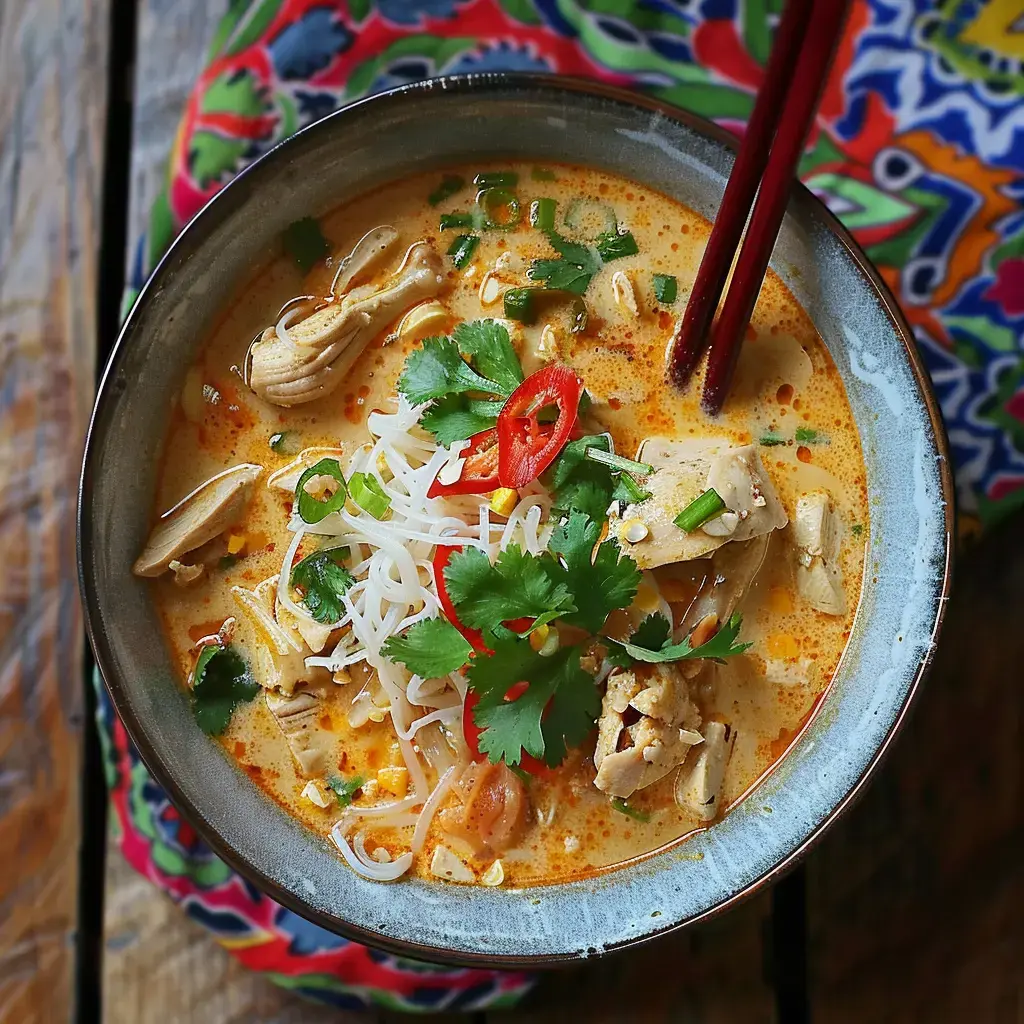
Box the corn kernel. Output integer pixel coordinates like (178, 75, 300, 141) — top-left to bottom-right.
(377, 766, 409, 798)
(226, 533, 247, 555)
(529, 624, 551, 652)
(489, 487, 519, 517)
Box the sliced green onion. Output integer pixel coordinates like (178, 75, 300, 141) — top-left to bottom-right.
(347, 472, 392, 520)
(478, 187, 521, 229)
(614, 472, 652, 505)
(611, 798, 650, 822)
(851, 523, 864, 537)
(795, 426, 826, 444)
(269, 431, 298, 454)
(503, 287, 536, 324)
(428, 175, 465, 206)
(282, 217, 328, 272)
(652, 273, 677, 304)
(564, 198, 617, 238)
(446, 234, 479, 269)
(596, 229, 639, 262)
(326, 773, 364, 808)
(673, 488, 726, 532)
(759, 431, 787, 447)
(584, 447, 653, 476)
(529, 198, 557, 231)
(218, 554, 238, 570)
(295, 458, 347, 524)
(531, 167, 557, 181)
(474, 171, 518, 188)
(439, 212, 477, 231)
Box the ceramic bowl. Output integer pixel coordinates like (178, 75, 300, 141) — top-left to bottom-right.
(79, 74, 954, 966)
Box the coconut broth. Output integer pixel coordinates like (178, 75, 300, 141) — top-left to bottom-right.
(148, 163, 868, 886)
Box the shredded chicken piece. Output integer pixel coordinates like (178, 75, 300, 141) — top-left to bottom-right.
(675, 721, 736, 821)
(266, 688, 331, 777)
(793, 490, 846, 615)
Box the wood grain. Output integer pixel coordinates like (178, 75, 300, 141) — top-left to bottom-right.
(0, 0, 109, 1019)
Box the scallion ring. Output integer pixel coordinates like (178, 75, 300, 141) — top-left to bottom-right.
(477, 187, 521, 229)
(295, 458, 347, 524)
(347, 472, 392, 520)
(673, 488, 727, 532)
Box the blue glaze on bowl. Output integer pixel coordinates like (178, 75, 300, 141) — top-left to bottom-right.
(79, 75, 953, 965)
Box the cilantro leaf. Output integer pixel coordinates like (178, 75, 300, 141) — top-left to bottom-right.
(528, 230, 601, 295)
(611, 612, 752, 664)
(444, 545, 575, 633)
(630, 612, 672, 650)
(468, 639, 599, 767)
(291, 548, 354, 623)
(397, 335, 502, 404)
(546, 434, 616, 521)
(546, 512, 642, 633)
(452, 320, 524, 396)
(326, 774, 364, 807)
(418, 394, 504, 444)
(382, 618, 473, 677)
(192, 644, 258, 735)
(795, 426, 827, 444)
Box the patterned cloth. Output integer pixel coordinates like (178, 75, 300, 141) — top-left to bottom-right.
(104, 0, 1024, 1010)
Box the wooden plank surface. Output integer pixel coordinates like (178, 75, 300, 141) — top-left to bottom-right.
(0, 0, 109, 1020)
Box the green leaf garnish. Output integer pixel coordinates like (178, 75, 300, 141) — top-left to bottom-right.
(673, 488, 726, 532)
(452, 320, 524, 396)
(428, 174, 465, 206)
(611, 612, 752, 665)
(382, 618, 474, 678)
(528, 230, 602, 295)
(326, 774, 364, 807)
(418, 395, 504, 445)
(447, 234, 479, 269)
(596, 230, 639, 262)
(546, 435, 616, 522)
(290, 547, 354, 623)
(759, 431, 787, 447)
(283, 217, 329, 272)
(529, 198, 557, 231)
(397, 335, 503, 405)
(191, 644, 258, 735)
(795, 426, 827, 444)
(467, 639, 599, 768)
(652, 273, 677, 304)
(611, 797, 650, 822)
(347, 472, 391, 520)
(584, 447, 653, 476)
(611, 472, 651, 505)
(295, 458, 347, 525)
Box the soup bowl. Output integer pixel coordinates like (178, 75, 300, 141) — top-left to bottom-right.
(79, 74, 953, 966)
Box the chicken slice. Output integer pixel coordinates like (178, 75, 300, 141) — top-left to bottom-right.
(250, 242, 444, 406)
(230, 577, 310, 694)
(266, 687, 331, 777)
(593, 664, 703, 799)
(675, 721, 736, 821)
(793, 490, 846, 615)
(133, 464, 262, 577)
(610, 439, 787, 569)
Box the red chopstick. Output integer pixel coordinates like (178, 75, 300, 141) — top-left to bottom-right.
(669, 0, 852, 415)
(668, 0, 812, 389)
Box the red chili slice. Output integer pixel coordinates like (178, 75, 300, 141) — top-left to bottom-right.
(431, 545, 489, 653)
(497, 364, 582, 488)
(463, 689, 551, 774)
(427, 427, 500, 498)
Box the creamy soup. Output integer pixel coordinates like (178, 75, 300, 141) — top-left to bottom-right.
(135, 163, 867, 888)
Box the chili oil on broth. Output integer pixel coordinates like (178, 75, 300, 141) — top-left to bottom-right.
(149, 162, 869, 887)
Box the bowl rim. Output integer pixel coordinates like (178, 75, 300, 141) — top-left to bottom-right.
(78, 71, 955, 965)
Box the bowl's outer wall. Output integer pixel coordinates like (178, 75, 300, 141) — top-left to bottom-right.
(80, 76, 952, 965)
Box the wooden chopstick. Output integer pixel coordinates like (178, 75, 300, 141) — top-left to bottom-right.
(668, 0, 813, 389)
(669, 0, 852, 415)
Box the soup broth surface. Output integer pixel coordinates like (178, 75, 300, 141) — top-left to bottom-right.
(146, 162, 868, 887)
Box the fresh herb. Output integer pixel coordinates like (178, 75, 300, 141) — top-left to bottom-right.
(474, 171, 518, 189)
(191, 644, 258, 735)
(503, 287, 536, 324)
(529, 197, 557, 231)
(444, 545, 576, 634)
(611, 612, 752, 666)
(295, 458, 347, 525)
(447, 234, 479, 269)
(673, 488, 726, 532)
(795, 426, 827, 444)
(546, 434, 617, 521)
(611, 472, 652, 506)
(545, 512, 642, 633)
(397, 335, 504, 404)
(611, 797, 650, 822)
(326, 774, 364, 807)
(531, 167, 557, 181)
(418, 395, 504, 445)
(528, 230, 602, 295)
(283, 217, 329, 272)
(452, 320, 524, 395)
(348, 472, 391, 520)
(503, 286, 588, 333)
(467, 638, 599, 768)
(584, 447, 653, 476)
(428, 174, 465, 206)
(382, 617, 474, 677)
(595, 229, 639, 262)
(759, 431, 787, 447)
(652, 273, 678, 304)
(851, 523, 864, 537)
(290, 547, 354, 623)
(478, 187, 521, 229)
(439, 211, 479, 231)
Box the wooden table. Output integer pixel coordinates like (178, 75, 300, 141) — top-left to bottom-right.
(1, 1, 1020, 1020)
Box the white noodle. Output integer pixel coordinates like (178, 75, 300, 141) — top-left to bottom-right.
(330, 824, 413, 881)
(411, 766, 459, 854)
(395, 706, 462, 742)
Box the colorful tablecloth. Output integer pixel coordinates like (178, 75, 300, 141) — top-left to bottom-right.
(102, 0, 1024, 1011)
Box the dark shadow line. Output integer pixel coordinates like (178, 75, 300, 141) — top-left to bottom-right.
(770, 865, 810, 1024)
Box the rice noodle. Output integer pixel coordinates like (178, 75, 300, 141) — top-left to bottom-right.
(411, 766, 459, 854)
(395, 705, 462, 742)
(330, 824, 413, 881)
